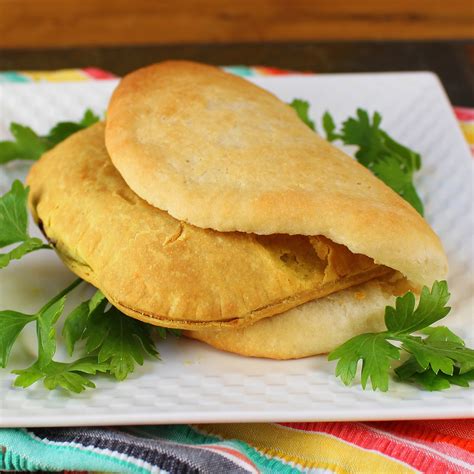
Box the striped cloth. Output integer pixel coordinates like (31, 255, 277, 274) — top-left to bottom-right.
(0, 67, 473, 474)
(1, 422, 473, 473)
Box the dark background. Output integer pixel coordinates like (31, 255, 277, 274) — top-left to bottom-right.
(1, 41, 473, 106)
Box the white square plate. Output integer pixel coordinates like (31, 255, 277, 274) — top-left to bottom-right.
(0, 73, 473, 427)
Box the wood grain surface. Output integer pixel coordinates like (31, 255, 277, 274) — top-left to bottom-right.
(0, 0, 473, 49)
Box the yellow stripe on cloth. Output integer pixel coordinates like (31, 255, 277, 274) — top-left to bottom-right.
(459, 122, 474, 145)
(196, 423, 415, 473)
(22, 69, 89, 82)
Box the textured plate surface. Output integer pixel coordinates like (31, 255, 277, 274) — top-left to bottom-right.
(0, 73, 473, 427)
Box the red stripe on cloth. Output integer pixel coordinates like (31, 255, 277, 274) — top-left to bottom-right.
(256, 66, 296, 75)
(205, 445, 255, 464)
(367, 420, 474, 451)
(279, 422, 473, 473)
(454, 106, 474, 122)
(364, 422, 474, 468)
(254, 66, 313, 76)
(202, 445, 259, 473)
(82, 67, 117, 80)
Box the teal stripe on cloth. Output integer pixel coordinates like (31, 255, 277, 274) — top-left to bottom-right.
(136, 424, 303, 474)
(222, 65, 255, 76)
(0, 429, 150, 473)
(0, 71, 30, 82)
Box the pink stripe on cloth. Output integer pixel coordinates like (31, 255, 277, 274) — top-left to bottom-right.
(454, 106, 474, 122)
(82, 67, 118, 80)
(280, 422, 474, 473)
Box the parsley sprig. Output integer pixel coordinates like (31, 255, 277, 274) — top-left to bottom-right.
(13, 357, 109, 392)
(288, 101, 424, 215)
(289, 99, 316, 131)
(0, 180, 50, 269)
(1, 278, 82, 370)
(328, 281, 474, 391)
(64, 291, 161, 381)
(0, 109, 99, 164)
(3, 280, 177, 393)
(322, 109, 424, 215)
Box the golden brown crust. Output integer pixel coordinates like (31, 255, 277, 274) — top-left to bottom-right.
(26, 123, 388, 329)
(105, 60, 447, 286)
(186, 278, 407, 359)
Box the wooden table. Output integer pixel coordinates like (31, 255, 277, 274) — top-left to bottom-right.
(1, 41, 473, 105)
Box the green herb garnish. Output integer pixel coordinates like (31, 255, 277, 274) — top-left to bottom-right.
(0, 109, 99, 164)
(13, 358, 110, 393)
(289, 99, 316, 131)
(328, 281, 474, 391)
(0, 278, 81, 369)
(322, 108, 424, 215)
(72, 293, 161, 381)
(3, 278, 176, 392)
(0, 180, 49, 269)
(289, 100, 424, 214)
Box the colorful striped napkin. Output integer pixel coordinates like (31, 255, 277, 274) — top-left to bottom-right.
(1, 421, 473, 472)
(0, 67, 472, 474)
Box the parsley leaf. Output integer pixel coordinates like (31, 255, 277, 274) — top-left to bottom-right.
(0, 124, 48, 163)
(340, 110, 384, 163)
(5, 278, 108, 393)
(384, 281, 451, 334)
(0, 310, 36, 368)
(36, 297, 66, 368)
(13, 357, 109, 393)
(0, 141, 20, 164)
(329, 281, 474, 391)
(422, 326, 465, 345)
(0, 180, 50, 268)
(395, 357, 474, 391)
(330, 333, 399, 391)
(322, 111, 340, 142)
(0, 180, 30, 245)
(83, 306, 160, 381)
(0, 109, 100, 164)
(321, 108, 424, 214)
(62, 290, 106, 356)
(4, 277, 164, 392)
(0, 238, 46, 269)
(155, 326, 182, 339)
(63, 288, 168, 383)
(62, 301, 91, 356)
(404, 337, 473, 375)
(0, 279, 81, 369)
(46, 109, 100, 147)
(371, 159, 424, 215)
(289, 99, 316, 131)
(410, 368, 474, 391)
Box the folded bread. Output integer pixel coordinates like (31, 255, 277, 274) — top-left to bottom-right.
(27, 61, 448, 357)
(106, 61, 447, 287)
(27, 123, 389, 329)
